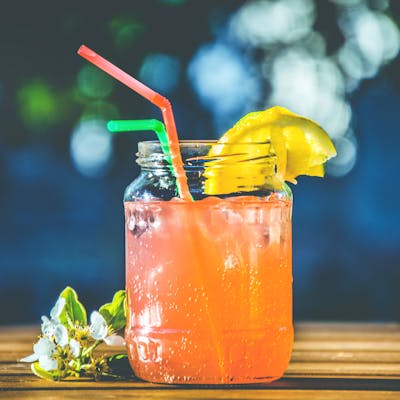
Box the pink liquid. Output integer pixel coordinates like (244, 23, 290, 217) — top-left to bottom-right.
(125, 196, 293, 384)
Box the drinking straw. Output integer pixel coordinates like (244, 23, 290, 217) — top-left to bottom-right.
(108, 119, 227, 376)
(77, 45, 191, 200)
(107, 119, 172, 165)
(78, 46, 226, 378)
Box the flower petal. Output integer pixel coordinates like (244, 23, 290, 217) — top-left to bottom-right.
(50, 297, 66, 321)
(104, 334, 126, 346)
(41, 316, 55, 338)
(38, 355, 58, 371)
(54, 324, 69, 348)
(33, 338, 56, 357)
(89, 311, 108, 340)
(20, 353, 39, 363)
(69, 338, 80, 357)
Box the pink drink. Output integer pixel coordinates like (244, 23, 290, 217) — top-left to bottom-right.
(125, 195, 292, 384)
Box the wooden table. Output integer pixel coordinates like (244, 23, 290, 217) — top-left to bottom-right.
(1, 323, 399, 399)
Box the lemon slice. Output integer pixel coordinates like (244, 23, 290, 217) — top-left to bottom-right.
(204, 106, 336, 195)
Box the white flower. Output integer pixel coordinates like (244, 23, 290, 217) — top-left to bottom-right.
(89, 311, 125, 346)
(50, 298, 66, 321)
(41, 316, 55, 338)
(34, 338, 56, 357)
(69, 339, 81, 357)
(20, 353, 38, 363)
(21, 337, 57, 370)
(41, 297, 66, 339)
(89, 311, 108, 340)
(54, 324, 69, 348)
(104, 334, 126, 346)
(39, 355, 58, 371)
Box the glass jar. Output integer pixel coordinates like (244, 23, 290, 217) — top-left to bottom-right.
(124, 141, 293, 384)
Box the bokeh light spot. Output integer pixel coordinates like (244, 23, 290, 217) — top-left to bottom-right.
(80, 101, 120, 122)
(302, 31, 327, 57)
(230, 0, 315, 47)
(17, 80, 60, 131)
(70, 119, 113, 178)
(77, 65, 114, 100)
(336, 42, 365, 91)
(325, 135, 357, 177)
(266, 48, 350, 138)
(188, 42, 261, 119)
(339, 8, 400, 79)
(332, 0, 365, 6)
(110, 16, 144, 50)
(139, 53, 181, 95)
(117, 25, 141, 49)
(369, 0, 389, 11)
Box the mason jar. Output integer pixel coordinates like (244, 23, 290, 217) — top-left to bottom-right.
(124, 140, 293, 384)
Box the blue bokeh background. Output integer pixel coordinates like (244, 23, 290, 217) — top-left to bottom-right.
(1, 0, 399, 323)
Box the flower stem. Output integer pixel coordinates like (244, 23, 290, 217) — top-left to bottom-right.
(82, 340, 100, 358)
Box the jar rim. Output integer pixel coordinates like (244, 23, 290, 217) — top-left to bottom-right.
(138, 139, 272, 147)
(137, 140, 274, 156)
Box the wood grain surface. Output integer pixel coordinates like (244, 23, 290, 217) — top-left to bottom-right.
(0, 323, 399, 399)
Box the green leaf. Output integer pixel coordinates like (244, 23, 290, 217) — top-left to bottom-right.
(31, 362, 58, 381)
(58, 287, 87, 327)
(99, 290, 126, 332)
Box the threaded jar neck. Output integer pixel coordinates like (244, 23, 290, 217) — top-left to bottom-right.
(134, 140, 288, 198)
(136, 140, 276, 171)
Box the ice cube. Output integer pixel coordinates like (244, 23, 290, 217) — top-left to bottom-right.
(127, 214, 137, 231)
(218, 206, 244, 225)
(262, 226, 270, 247)
(126, 205, 161, 237)
(243, 207, 263, 224)
(224, 254, 240, 270)
(268, 207, 282, 243)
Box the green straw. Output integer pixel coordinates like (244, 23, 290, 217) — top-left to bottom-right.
(107, 119, 193, 199)
(107, 119, 172, 165)
(108, 119, 225, 375)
